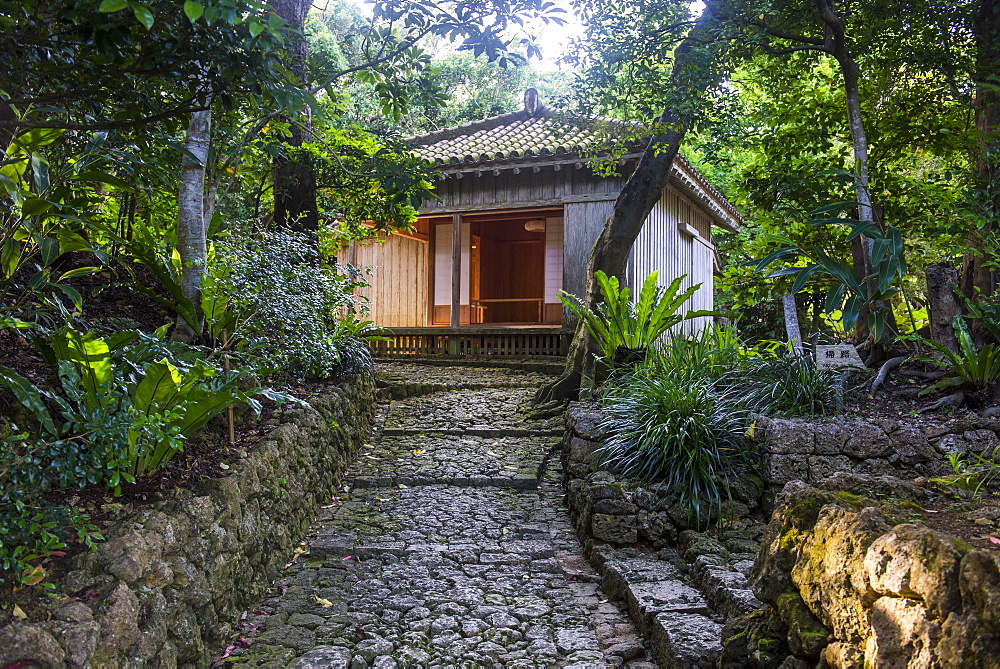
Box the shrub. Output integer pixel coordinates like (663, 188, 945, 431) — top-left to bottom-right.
(739, 349, 846, 417)
(212, 230, 376, 378)
(915, 316, 1000, 395)
(597, 371, 754, 527)
(652, 322, 753, 384)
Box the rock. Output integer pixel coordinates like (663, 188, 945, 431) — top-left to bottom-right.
(750, 482, 840, 604)
(958, 549, 1000, 635)
(45, 621, 100, 666)
(567, 436, 599, 465)
(53, 601, 94, 622)
(89, 582, 142, 667)
(821, 641, 864, 668)
(776, 592, 829, 660)
(649, 612, 722, 668)
(592, 513, 638, 544)
(625, 581, 711, 634)
(0, 624, 67, 669)
(790, 504, 889, 642)
(555, 627, 601, 653)
(807, 455, 852, 481)
(891, 426, 937, 465)
(762, 454, 810, 485)
(605, 640, 644, 660)
(354, 638, 393, 662)
(815, 472, 925, 501)
(566, 405, 606, 440)
(867, 596, 941, 667)
(864, 524, 963, 619)
(842, 422, 892, 459)
(594, 498, 638, 516)
(761, 418, 816, 455)
(98, 531, 159, 583)
(813, 422, 851, 455)
(287, 645, 352, 668)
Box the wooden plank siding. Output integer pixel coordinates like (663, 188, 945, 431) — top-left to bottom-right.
(420, 164, 624, 214)
(352, 234, 428, 327)
(563, 200, 616, 326)
(627, 186, 715, 334)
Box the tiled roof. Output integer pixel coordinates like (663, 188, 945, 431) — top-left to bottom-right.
(408, 89, 742, 230)
(409, 89, 638, 166)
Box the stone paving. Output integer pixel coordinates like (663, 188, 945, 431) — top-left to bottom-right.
(219, 362, 654, 668)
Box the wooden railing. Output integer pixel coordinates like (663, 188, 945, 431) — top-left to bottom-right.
(369, 327, 571, 357)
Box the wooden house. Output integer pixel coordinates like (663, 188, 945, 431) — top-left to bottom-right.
(353, 89, 742, 356)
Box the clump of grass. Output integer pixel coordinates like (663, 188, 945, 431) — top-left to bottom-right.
(739, 349, 846, 417)
(597, 371, 753, 528)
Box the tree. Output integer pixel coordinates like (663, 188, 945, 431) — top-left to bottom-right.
(537, 2, 727, 401)
(268, 0, 568, 231)
(963, 0, 1000, 299)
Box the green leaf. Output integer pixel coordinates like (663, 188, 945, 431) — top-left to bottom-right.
(132, 4, 154, 29)
(21, 198, 52, 216)
(30, 153, 49, 193)
(249, 21, 264, 37)
(183, 0, 203, 21)
(58, 266, 101, 281)
(0, 364, 59, 435)
(98, 0, 128, 12)
(69, 171, 135, 190)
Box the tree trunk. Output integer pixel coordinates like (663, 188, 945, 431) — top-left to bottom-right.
(783, 292, 804, 354)
(535, 7, 722, 402)
(272, 0, 319, 235)
(925, 263, 962, 352)
(817, 0, 896, 354)
(0, 99, 17, 151)
(962, 0, 1000, 300)
(173, 108, 212, 342)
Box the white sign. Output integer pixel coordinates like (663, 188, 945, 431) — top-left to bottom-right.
(816, 344, 866, 370)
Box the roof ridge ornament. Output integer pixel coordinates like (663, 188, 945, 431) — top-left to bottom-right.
(523, 88, 542, 117)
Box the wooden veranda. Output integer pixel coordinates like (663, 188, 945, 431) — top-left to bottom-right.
(369, 326, 571, 357)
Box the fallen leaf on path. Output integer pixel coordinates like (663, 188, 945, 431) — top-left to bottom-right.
(315, 597, 334, 607)
(412, 449, 424, 455)
(990, 536, 1000, 546)
(12, 604, 27, 620)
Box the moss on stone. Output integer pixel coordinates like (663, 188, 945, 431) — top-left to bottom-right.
(952, 538, 973, 555)
(777, 591, 830, 660)
(832, 491, 866, 509)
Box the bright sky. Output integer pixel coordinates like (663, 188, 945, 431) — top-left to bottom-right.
(342, 0, 583, 72)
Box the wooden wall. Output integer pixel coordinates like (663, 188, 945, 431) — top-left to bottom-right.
(627, 186, 715, 333)
(421, 164, 624, 213)
(563, 200, 615, 325)
(352, 234, 428, 327)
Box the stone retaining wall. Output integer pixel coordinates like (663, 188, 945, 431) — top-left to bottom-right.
(0, 374, 375, 668)
(736, 479, 1000, 667)
(562, 403, 768, 667)
(758, 414, 1000, 488)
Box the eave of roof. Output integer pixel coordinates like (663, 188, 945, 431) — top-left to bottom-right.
(407, 89, 743, 232)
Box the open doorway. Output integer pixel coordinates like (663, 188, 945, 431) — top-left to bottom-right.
(429, 208, 563, 326)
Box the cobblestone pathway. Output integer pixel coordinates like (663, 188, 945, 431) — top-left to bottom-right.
(223, 363, 653, 668)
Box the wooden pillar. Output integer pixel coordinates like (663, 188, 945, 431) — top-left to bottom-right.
(450, 213, 462, 328)
(427, 221, 436, 326)
(449, 213, 462, 353)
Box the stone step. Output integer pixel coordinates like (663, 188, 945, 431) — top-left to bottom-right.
(351, 473, 539, 490)
(380, 427, 563, 437)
